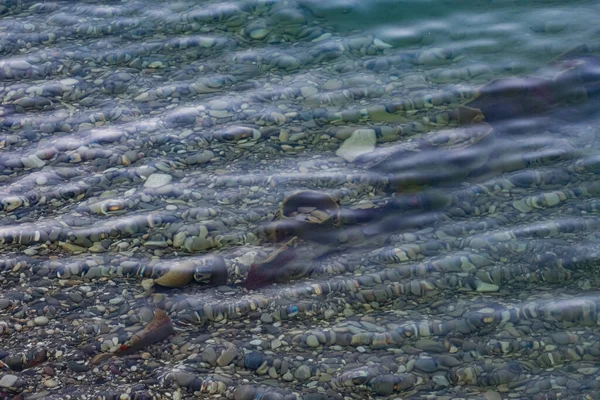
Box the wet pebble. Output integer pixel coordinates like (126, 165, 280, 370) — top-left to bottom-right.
(34, 316, 49, 326)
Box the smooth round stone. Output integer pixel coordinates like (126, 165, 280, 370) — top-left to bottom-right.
(306, 335, 320, 348)
(109, 297, 124, 305)
(44, 379, 58, 388)
(415, 339, 446, 353)
(371, 376, 396, 395)
(0, 299, 10, 309)
(209, 100, 229, 110)
(550, 332, 572, 345)
(294, 365, 311, 381)
(244, 352, 263, 370)
(414, 358, 437, 373)
(174, 371, 194, 387)
(186, 150, 214, 165)
(34, 316, 49, 326)
(144, 173, 173, 188)
(260, 313, 273, 323)
(69, 293, 83, 303)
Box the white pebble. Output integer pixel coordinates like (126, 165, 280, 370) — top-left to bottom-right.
(144, 173, 172, 188)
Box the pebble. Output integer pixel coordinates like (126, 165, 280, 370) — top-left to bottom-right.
(294, 365, 312, 381)
(43, 379, 58, 388)
(306, 334, 320, 348)
(67, 361, 90, 373)
(336, 129, 376, 162)
(217, 347, 237, 366)
(414, 358, 437, 373)
(34, 316, 49, 326)
(0, 374, 19, 388)
(144, 173, 173, 188)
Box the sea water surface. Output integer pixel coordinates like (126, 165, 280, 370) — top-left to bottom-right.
(2, 0, 600, 399)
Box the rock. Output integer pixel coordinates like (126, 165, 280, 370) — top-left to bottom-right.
(294, 365, 312, 381)
(336, 129, 376, 162)
(306, 335, 320, 348)
(482, 391, 503, 400)
(21, 154, 45, 169)
(0, 298, 10, 309)
(67, 361, 90, 373)
(217, 347, 237, 367)
(432, 374, 450, 386)
(244, 352, 263, 370)
(0, 374, 19, 388)
(260, 313, 273, 323)
(34, 316, 49, 326)
(415, 339, 446, 353)
(414, 358, 437, 373)
(201, 347, 217, 366)
(174, 371, 194, 387)
(184, 237, 213, 252)
(69, 293, 83, 303)
(186, 150, 214, 165)
(43, 379, 58, 388)
(234, 385, 258, 400)
(144, 173, 172, 188)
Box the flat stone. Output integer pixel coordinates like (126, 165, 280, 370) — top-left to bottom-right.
(432, 374, 450, 386)
(217, 347, 237, 367)
(186, 150, 214, 165)
(34, 316, 49, 326)
(260, 313, 273, 323)
(10, 60, 31, 70)
(0, 374, 19, 388)
(69, 293, 83, 303)
(415, 339, 446, 353)
(414, 358, 437, 373)
(21, 154, 45, 169)
(294, 365, 311, 381)
(43, 379, 58, 388)
(201, 347, 217, 366)
(336, 129, 376, 162)
(67, 361, 90, 373)
(144, 173, 172, 188)
(60, 78, 79, 86)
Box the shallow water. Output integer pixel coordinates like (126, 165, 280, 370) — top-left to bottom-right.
(2, 0, 600, 399)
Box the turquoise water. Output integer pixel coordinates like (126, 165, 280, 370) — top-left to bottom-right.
(2, 0, 600, 399)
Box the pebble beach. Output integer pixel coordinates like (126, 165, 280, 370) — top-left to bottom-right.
(3, 0, 600, 399)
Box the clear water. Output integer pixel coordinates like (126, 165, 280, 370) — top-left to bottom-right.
(2, 0, 600, 399)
